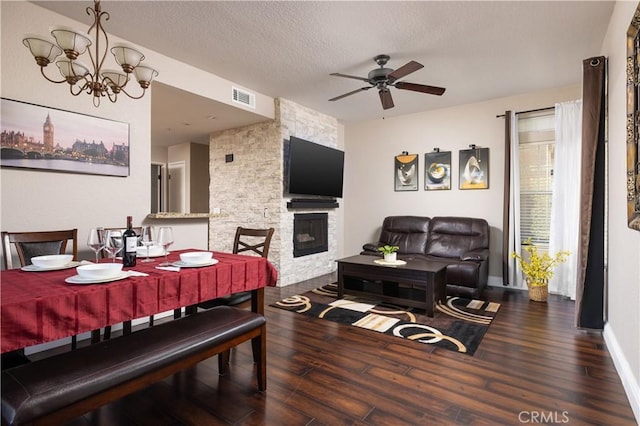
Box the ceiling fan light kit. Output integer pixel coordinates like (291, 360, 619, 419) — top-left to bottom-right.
(329, 54, 446, 110)
(22, 0, 158, 107)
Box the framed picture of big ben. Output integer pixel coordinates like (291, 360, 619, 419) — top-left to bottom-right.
(1, 98, 130, 177)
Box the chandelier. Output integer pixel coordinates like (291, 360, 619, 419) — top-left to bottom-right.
(22, 0, 158, 107)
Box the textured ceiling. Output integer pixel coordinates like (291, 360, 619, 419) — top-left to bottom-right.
(32, 1, 613, 146)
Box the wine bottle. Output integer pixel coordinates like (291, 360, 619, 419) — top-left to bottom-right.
(123, 216, 137, 267)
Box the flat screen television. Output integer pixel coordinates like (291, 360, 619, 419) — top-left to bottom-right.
(286, 136, 344, 198)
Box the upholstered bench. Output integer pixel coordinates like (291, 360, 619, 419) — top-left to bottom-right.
(1, 306, 266, 426)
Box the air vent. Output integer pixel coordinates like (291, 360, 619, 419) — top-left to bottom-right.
(232, 86, 256, 108)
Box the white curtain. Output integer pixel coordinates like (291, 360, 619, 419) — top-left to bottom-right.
(549, 100, 582, 299)
(507, 111, 525, 289)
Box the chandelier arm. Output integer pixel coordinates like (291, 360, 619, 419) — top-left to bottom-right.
(93, 12, 112, 78)
(116, 75, 131, 90)
(84, 5, 99, 73)
(39, 66, 67, 84)
(117, 86, 147, 100)
(106, 91, 118, 103)
(69, 81, 88, 96)
(101, 73, 130, 95)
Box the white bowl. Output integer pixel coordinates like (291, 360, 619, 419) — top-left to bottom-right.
(179, 251, 212, 264)
(76, 263, 123, 280)
(31, 254, 73, 269)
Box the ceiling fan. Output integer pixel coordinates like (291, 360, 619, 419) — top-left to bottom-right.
(329, 54, 446, 110)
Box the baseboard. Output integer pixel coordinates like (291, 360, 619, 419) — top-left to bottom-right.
(487, 282, 527, 292)
(603, 323, 640, 424)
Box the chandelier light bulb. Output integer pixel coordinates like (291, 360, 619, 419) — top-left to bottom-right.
(50, 26, 92, 60)
(101, 69, 128, 92)
(23, 35, 63, 66)
(111, 43, 145, 73)
(133, 65, 159, 88)
(56, 59, 90, 83)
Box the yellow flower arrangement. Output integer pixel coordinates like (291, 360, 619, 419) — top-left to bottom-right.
(511, 240, 570, 287)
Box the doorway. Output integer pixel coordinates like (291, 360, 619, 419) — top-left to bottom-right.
(168, 161, 186, 213)
(150, 163, 165, 213)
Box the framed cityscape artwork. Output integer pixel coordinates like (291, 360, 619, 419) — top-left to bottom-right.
(395, 153, 418, 191)
(459, 147, 489, 189)
(425, 150, 451, 190)
(0, 98, 130, 177)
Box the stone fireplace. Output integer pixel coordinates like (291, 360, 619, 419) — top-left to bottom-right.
(208, 98, 339, 286)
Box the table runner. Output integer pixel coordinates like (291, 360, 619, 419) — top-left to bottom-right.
(0, 250, 278, 353)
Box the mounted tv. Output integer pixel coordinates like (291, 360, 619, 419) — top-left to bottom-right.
(286, 136, 344, 198)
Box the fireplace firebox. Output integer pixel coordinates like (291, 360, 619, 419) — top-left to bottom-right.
(293, 213, 328, 257)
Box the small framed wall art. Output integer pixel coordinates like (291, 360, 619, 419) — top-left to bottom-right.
(394, 152, 418, 191)
(459, 146, 489, 189)
(425, 150, 451, 190)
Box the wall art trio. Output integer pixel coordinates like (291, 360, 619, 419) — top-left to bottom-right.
(394, 147, 489, 191)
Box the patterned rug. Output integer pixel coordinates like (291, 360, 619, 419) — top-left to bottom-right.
(271, 284, 500, 355)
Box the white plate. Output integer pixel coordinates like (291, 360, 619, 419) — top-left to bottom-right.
(65, 272, 130, 285)
(22, 261, 81, 272)
(374, 259, 407, 266)
(172, 259, 219, 268)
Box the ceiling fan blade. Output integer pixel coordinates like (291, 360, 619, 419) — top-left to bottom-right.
(330, 72, 370, 82)
(379, 89, 394, 110)
(328, 87, 371, 102)
(395, 81, 446, 96)
(387, 60, 423, 81)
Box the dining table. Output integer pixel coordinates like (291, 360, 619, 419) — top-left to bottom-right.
(0, 249, 278, 354)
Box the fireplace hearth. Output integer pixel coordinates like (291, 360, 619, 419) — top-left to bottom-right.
(293, 213, 328, 257)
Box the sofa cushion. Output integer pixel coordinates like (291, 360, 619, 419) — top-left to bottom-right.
(425, 217, 489, 259)
(378, 216, 430, 254)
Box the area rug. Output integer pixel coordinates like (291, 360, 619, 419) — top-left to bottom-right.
(271, 284, 500, 355)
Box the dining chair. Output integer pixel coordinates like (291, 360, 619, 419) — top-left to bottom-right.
(96, 226, 143, 343)
(197, 226, 275, 309)
(2, 229, 78, 270)
(1, 229, 80, 350)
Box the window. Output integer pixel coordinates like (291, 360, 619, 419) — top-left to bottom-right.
(518, 112, 555, 250)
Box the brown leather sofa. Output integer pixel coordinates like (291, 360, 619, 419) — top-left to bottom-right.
(361, 216, 490, 298)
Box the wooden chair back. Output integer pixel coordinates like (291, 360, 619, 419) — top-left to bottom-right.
(1, 229, 78, 270)
(232, 227, 275, 258)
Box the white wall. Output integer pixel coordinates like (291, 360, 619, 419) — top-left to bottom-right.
(600, 1, 640, 420)
(342, 85, 581, 285)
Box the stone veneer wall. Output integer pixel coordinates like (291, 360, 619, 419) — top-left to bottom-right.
(209, 98, 338, 286)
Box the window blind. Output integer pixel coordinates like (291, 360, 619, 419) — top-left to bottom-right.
(518, 114, 555, 249)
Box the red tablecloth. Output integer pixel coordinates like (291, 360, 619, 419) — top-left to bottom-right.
(0, 250, 278, 353)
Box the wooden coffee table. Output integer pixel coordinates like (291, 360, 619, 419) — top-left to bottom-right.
(336, 255, 448, 317)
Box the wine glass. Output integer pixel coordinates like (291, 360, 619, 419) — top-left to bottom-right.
(103, 230, 124, 263)
(157, 227, 174, 267)
(139, 226, 155, 263)
(87, 228, 104, 263)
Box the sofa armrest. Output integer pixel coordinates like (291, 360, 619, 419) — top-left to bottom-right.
(362, 242, 383, 254)
(461, 248, 489, 262)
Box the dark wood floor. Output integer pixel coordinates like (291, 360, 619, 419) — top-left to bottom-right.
(54, 274, 636, 425)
